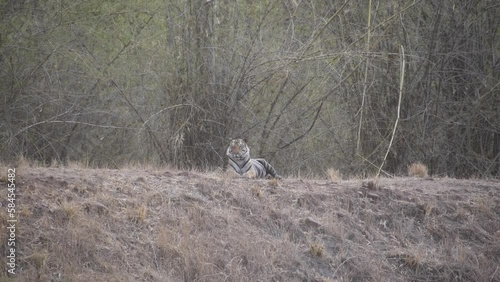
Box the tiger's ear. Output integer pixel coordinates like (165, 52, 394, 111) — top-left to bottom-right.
(243, 138, 248, 143)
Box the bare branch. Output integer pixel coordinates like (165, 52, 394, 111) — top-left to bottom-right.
(376, 45, 405, 179)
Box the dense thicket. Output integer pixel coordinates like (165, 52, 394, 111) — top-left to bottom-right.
(1, 0, 498, 178)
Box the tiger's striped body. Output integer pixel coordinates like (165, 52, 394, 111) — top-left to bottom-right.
(226, 139, 280, 179)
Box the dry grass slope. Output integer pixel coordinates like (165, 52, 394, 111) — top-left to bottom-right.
(0, 165, 499, 282)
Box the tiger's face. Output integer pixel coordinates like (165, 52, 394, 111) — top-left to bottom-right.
(227, 139, 249, 161)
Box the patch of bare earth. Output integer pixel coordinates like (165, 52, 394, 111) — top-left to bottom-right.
(1, 167, 499, 281)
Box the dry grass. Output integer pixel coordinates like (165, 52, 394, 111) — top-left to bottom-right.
(418, 201, 436, 218)
(269, 178, 280, 187)
(326, 167, 343, 181)
(471, 196, 495, 217)
(251, 185, 264, 198)
(25, 249, 49, 271)
(391, 248, 426, 271)
(126, 204, 148, 223)
(408, 162, 429, 177)
(362, 180, 378, 190)
(67, 160, 91, 169)
(2, 166, 499, 282)
(19, 206, 33, 218)
(309, 242, 325, 257)
(16, 155, 30, 168)
(61, 202, 80, 220)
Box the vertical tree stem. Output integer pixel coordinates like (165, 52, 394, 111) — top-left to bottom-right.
(377, 45, 405, 178)
(356, 0, 372, 155)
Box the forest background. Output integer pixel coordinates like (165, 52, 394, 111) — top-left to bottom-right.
(1, 0, 499, 178)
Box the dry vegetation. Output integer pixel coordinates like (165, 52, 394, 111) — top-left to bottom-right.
(408, 162, 429, 178)
(326, 168, 343, 182)
(0, 165, 499, 282)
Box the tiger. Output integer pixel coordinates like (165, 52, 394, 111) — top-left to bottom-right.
(226, 139, 281, 179)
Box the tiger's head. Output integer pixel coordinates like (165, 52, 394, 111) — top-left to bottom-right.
(227, 139, 250, 162)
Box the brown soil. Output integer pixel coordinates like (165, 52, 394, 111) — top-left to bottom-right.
(1, 166, 499, 281)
